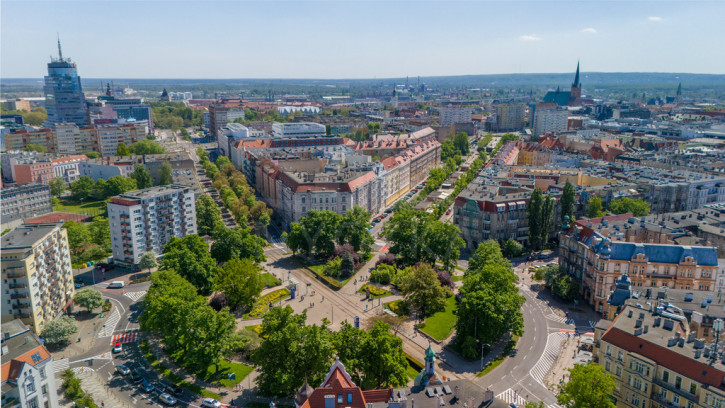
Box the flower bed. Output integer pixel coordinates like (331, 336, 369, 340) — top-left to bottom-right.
(244, 288, 290, 319)
(358, 284, 391, 298)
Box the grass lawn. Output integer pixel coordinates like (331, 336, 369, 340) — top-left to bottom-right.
(260, 273, 281, 288)
(358, 284, 391, 298)
(404, 352, 423, 380)
(53, 198, 109, 217)
(477, 335, 520, 377)
(420, 296, 458, 341)
(203, 359, 254, 387)
(452, 275, 463, 282)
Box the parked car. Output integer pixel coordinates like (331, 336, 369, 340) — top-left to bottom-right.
(159, 393, 177, 406)
(163, 383, 184, 397)
(116, 364, 131, 375)
(384, 208, 393, 214)
(201, 398, 222, 408)
(130, 370, 142, 383)
(140, 379, 154, 393)
(446, 209, 451, 215)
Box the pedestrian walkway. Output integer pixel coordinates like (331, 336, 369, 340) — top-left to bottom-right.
(75, 369, 133, 408)
(71, 367, 94, 374)
(529, 332, 567, 385)
(544, 313, 568, 324)
(88, 352, 112, 361)
(53, 358, 70, 373)
(98, 307, 120, 338)
(124, 290, 146, 302)
(112, 332, 139, 344)
(496, 388, 526, 406)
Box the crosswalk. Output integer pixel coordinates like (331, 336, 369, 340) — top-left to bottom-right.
(98, 307, 120, 338)
(496, 388, 527, 407)
(71, 367, 94, 374)
(53, 358, 70, 373)
(529, 332, 568, 385)
(89, 352, 112, 360)
(545, 313, 574, 325)
(124, 291, 147, 302)
(589, 320, 598, 328)
(112, 331, 139, 344)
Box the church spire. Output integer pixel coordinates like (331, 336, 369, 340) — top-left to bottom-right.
(57, 33, 63, 61)
(676, 82, 682, 96)
(573, 60, 580, 88)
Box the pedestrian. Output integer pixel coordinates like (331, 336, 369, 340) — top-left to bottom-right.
(322, 295, 324, 302)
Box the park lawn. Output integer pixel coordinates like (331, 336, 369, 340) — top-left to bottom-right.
(420, 296, 458, 341)
(260, 273, 281, 288)
(53, 198, 109, 217)
(358, 284, 391, 298)
(452, 275, 463, 282)
(203, 360, 254, 387)
(404, 352, 423, 380)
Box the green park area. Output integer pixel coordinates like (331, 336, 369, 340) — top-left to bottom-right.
(419, 296, 458, 341)
(53, 198, 109, 217)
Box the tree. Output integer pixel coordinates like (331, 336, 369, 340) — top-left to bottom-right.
(63, 221, 90, 254)
(139, 251, 158, 273)
(286, 210, 340, 258)
(181, 302, 236, 373)
(116, 143, 131, 156)
(196, 146, 209, 162)
(424, 221, 465, 271)
(254, 306, 334, 396)
(456, 263, 525, 356)
(560, 180, 576, 223)
(216, 155, 231, 168)
(70, 176, 94, 201)
(196, 195, 223, 236)
(370, 264, 397, 284)
(40, 316, 78, 345)
(399, 264, 449, 317)
(467, 240, 511, 274)
(83, 151, 100, 159)
(162, 235, 219, 295)
(159, 161, 173, 185)
(74, 288, 104, 313)
(557, 363, 616, 408)
(128, 139, 166, 155)
(216, 258, 263, 310)
(49, 177, 66, 197)
(210, 226, 267, 264)
(88, 216, 111, 250)
(441, 140, 457, 161)
(248, 201, 272, 235)
(527, 188, 544, 251)
(540, 195, 555, 249)
(586, 196, 605, 218)
(452, 131, 470, 156)
(502, 238, 524, 258)
(608, 197, 650, 217)
(338, 206, 374, 254)
(130, 165, 153, 189)
(524, 402, 546, 408)
(340, 252, 355, 278)
(103, 176, 137, 197)
(23, 144, 47, 153)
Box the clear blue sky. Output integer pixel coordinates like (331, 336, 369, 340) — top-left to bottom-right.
(2, 1, 724, 79)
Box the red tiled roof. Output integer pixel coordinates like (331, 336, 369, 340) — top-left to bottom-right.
(1, 344, 51, 382)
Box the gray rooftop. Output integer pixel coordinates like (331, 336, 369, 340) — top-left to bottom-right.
(1, 224, 58, 251)
(114, 184, 192, 200)
(0, 320, 46, 362)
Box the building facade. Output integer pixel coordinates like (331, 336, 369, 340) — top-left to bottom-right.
(208, 104, 245, 139)
(494, 104, 526, 132)
(1, 320, 59, 408)
(4, 129, 56, 153)
(532, 104, 568, 137)
(271, 122, 326, 138)
(43, 40, 88, 126)
(107, 185, 197, 265)
(438, 107, 472, 126)
(1, 185, 53, 230)
(0, 224, 75, 333)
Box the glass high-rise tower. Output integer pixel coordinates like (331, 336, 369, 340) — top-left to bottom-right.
(43, 38, 89, 126)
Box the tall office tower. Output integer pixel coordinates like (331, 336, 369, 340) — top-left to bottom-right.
(43, 38, 89, 126)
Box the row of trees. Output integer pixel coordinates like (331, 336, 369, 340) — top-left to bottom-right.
(454, 240, 525, 359)
(431, 156, 486, 218)
(254, 306, 408, 396)
(69, 175, 137, 202)
(286, 207, 374, 258)
(541, 265, 580, 301)
(441, 131, 471, 162)
(527, 188, 556, 251)
(150, 102, 204, 129)
(586, 196, 650, 218)
(63, 217, 111, 265)
(383, 205, 464, 271)
(0, 106, 47, 126)
(116, 138, 167, 156)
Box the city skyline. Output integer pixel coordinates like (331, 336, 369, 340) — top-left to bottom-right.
(2, 1, 725, 79)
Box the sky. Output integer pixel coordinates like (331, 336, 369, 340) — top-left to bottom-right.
(2, 0, 725, 79)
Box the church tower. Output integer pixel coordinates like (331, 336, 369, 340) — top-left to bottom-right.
(568, 61, 582, 106)
(674, 82, 682, 105)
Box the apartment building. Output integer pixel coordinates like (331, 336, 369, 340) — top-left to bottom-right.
(438, 107, 472, 126)
(0, 185, 53, 230)
(97, 123, 146, 156)
(0, 224, 75, 333)
(271, 122, 326, 138)
(494, 104, 526, 132)
(381, 155, 411, 207)
(54, 123, 99, 155)
(4, 129, 56, 153)
(1, 320, 59, 408)
(107, 185, 197, 265)
(532, 104, 568, 137)
(594, 304, 725, 408)
(209, 103, 245, 139)
(50, 155, 86, 183)
(559, 224, 718, 314)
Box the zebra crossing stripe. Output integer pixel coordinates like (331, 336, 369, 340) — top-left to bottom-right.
(124, 291, 147, 302)
(53, 358, 70, 373)
(112, 332, 139, 344)
(529, 332, 567, 385)
(496, 388, 527, 406)
(545, 313, 566, 324)
(71, 367, 94, 374)
(98, 307, 120, 338)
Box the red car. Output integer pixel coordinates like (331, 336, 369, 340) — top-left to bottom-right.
(446, 210, 451, 215)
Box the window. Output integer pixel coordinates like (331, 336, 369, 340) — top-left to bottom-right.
(42, 385, 47, 395)
(689, 382, 696, 394)
(27, 397, 39, 408)
(662, 370, 669, 383)
(675, 376, 682, 390)
(26, 378, 36, 393)
(615, 366, 622, 377)
(347, 393, 352, 403)
(673, 395, 680, 405)
(605, 360, 611, 372)
(337, 394, 343, 404)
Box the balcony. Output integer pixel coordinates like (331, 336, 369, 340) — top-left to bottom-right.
(13, 313, 31, 319)
(5, 271, 25, 279)
(9, 283, 27, 289)
(120, 214, 129, 220)
(10, 293, 28, 300)
(650, 273, 674, 279)
(652, 379, 699, 403)
(13, 302, 30, 309)
(120, 221, 130, 227)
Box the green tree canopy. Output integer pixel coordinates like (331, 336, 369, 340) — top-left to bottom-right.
(608, 197, 650, 217)
(452, 131, 471, 156)
(196, 195, 224, 236)
(88, 216, 111, 250)
(49, 177, 66, 197)
(216, 155, 231, 168)
(210, 226, 267, 264)
(216, 258, 263, 310)
(73, 288, 104, 313)
(502, 238, 525, 258)
(23, 144, 47, 153)
(116, 143, 131, 156)
(159, 161, 173, 185)
(139, 251, 158, 273)
(40, 316, 78, 345)
(130, 164, 153, 189)
(70, 176, 94, 201)
(162, 235, 219, 295)
(557, 363, 616, 408)
(338, 206, 374, 254)
(63, 220, 90, 255)
(128, 139, 167, 155)
(586, 196, 605, 218)
(103, 176, 137, 197)
(286, 210, 340, 258)
(560, 180, 576, 223)
(527, 188, 544, 250)
(399, 263, 450, 317)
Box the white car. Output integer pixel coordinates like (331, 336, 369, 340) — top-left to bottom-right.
(159, 393, 177, 406)
(201, 398, 222, 408)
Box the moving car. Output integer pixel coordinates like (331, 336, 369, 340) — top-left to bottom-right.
(112, 342, 123, 353)
(159, 393, 177, 406)
(116, 364, 131, 375)
(201, 398, 222, 408)
(108, 281, 125, 289)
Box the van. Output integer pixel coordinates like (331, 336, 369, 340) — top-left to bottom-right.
(108, 281, 125, 289)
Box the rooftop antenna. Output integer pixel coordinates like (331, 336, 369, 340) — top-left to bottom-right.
(57, 32, 63, 61)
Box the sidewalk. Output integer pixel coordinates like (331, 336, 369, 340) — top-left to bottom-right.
(53, 310, 111, 360)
